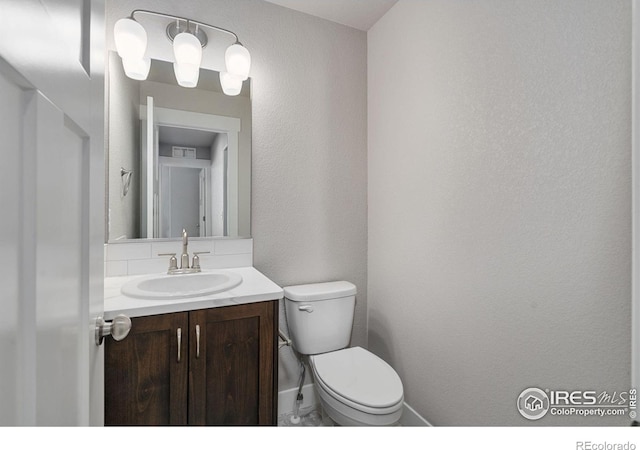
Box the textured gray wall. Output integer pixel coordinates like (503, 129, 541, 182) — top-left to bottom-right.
(106, 0, 368, 392)
(368, 0, 631, 425)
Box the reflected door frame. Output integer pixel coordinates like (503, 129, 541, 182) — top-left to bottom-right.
(140, 105, 241, 237)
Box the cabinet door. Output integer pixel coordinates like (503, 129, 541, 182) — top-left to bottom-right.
(189, 301, 277, 425)
(105, 312, 189, 425)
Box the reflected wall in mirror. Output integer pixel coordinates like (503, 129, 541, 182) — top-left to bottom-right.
(106, 52, 251, 242)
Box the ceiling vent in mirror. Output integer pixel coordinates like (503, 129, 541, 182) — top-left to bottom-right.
(113, 10, 251, 95)
(172, 146, 197, 159)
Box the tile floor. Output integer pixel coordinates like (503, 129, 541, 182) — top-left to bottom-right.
(278, 405, 334, 426)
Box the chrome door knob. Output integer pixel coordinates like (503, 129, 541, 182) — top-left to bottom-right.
(95, 314, 132, 346)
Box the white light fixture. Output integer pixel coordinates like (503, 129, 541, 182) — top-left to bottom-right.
(122, 56, 151, 80)
(113, 17, 150, 80)
(225, 43, 251, 81)
(114, 18, 147, 60)
(113, 10, 251, 94)
(173, 32, 202, 88)
(219, 71, 243, 96)
(173, 63, 200, 88)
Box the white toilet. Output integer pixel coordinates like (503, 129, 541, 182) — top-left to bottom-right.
(284, 281, 404, 426)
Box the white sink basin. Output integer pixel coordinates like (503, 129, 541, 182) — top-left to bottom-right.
(121, 271, 243, 300)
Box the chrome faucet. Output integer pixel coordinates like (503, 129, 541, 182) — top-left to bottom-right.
(181, 229, 190, 269)
(158, 228, 210, 274)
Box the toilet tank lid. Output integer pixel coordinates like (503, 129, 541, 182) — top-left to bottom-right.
(283, 281, 356, 302)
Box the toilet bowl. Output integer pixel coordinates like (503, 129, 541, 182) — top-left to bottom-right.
(283, 281, 404, 426)
(309, 346, 403, 426)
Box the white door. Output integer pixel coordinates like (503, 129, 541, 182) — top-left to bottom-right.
(0, 0, 105, 425)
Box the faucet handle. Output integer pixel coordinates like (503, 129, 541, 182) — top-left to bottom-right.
(158, 253, 178, 272)
(192, 251, 210, 270)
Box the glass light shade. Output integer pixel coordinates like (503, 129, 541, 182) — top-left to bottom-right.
(225, 43, 251, 81)
(122, 57, 151, 81)
(114, 18, 147, 60)
(173, 62, 200, 88)
(173, 32, 202, 66)
(219, 71, 243, 96)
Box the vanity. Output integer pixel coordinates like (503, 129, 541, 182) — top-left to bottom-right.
(103, 38, 280, 425)
(103, 266, 282, 425)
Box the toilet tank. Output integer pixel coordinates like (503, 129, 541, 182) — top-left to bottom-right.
(284, 281, 357, 355)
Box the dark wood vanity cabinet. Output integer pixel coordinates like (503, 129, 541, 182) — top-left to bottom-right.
(105, 301, 278, 426)
(104, 312, 189, 425)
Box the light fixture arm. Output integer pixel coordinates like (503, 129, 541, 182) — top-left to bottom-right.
(130, 9, 242, 45)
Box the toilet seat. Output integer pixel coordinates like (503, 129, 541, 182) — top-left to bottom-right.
(309, 347, 404, 416)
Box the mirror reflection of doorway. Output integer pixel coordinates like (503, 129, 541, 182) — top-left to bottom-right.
(140, 98, 241, 239)
(161, 166, 203, 238)
(157, 125, 227, 238)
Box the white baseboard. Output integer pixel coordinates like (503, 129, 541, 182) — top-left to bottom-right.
(278, 383, 431, 426)
(399, 402, 431, 426)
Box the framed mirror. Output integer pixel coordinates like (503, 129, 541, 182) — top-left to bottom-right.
(106, 52, 251, 243)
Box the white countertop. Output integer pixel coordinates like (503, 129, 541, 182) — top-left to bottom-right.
(104, 266, 283, 320)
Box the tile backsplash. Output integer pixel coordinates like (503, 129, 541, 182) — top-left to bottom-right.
(104, 238, 253, 277)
